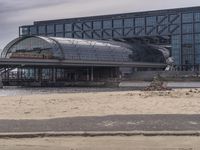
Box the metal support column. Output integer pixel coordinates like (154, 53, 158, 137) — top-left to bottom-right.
(0, 76, 2, 88)
(53, 67, 56, 83)
(34, 67, 37, 81)
(91, 67, 94, 81)
(87, 68, 90, 81)
(17, 68, 20, 81)
(38, 68, 42, 82)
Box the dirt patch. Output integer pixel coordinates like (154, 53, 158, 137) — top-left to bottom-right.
(0, 89, 200, 119)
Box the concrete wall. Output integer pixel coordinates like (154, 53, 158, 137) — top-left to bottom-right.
(125, 71, 200, 81)
(120, 81, 200, 88)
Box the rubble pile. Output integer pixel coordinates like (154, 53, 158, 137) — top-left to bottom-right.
(144, 75, 171, 91)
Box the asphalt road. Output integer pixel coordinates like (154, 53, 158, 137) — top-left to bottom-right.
(0, 114, 200, 133)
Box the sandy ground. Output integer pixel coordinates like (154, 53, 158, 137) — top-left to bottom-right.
(0, 136, 199, 150)
(0, 89, 200, 119)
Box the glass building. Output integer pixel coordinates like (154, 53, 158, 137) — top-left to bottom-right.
(1, 36, 167, 85)
(19, 6, 200, 70)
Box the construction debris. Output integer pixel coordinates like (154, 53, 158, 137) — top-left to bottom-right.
(144, 75, 171, 91)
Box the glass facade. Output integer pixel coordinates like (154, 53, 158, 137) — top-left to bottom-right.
(29, 26, 37, 35)
(172, 35, 181, 65)
(182, 24, 193, 34)
(182, 13, 193, 23)
(19, 7, 200, 70)
(113, 19, 123, 28)
(103, 20, 112, 29)
(182, 34, 194, 66)
(38, 26, 46, 35)
(124, 18, 133, 27)
(56, 24, 63, 32)
(83, 22, 92, 30)
(195, 34, 200, 64)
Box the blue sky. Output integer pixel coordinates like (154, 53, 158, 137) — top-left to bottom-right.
(0, 0, 200, 50)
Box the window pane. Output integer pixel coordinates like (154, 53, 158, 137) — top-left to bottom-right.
(113, 29, 123, 37)
(169, 25, 180, 34)
(158, 16, 168, 25)
(56, 24, 63, 32)
(113, 19, 123, 28)
(38, 26, 46, 34)
(93, 30, 102, 39)
(20, 27, 29, 36)
(30, 26, 37, 35)
(182, 24, 193, 34)
(146, 16, 156, 26)
(124, 28, 133, 37)
(195, 34, 200, 44)
(74, 32, 82, 38)
(93, 21, 102, 29)
(195, 23, 200, 32)
(47, 25, 54, 34)
(170, 14, 180, 24)
(182, 13, 193, 23)
(182, 34, 194, 65)
(195, 54, 200, 64)
(56, 33, 63, 37)
(171, 35, 181, 65)
(74, 23, 82, 31)
(65, 32, 72, 38)
(124, 18, 133, 27)
(83, 22, 92, 30)
(169, 15, 181, 24)
(146, 26, 156, 35)
(103, 29, 112, 38)
(65, 24, 73, 32)
(135, 27, 144, 35)
(195, 44, 200, 54)
(182, 34, 193, 44)
(135, 18, 144, 26)
(103, 20, 112, 29)
(182, 54, 194, 65)
(195, 13, 200, 22)
(158, 25, 168, 34)
(83, 31, 92, 39)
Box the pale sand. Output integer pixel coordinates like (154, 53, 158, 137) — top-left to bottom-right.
(0, 136, 199, 150)
(0, 89, 200, 119)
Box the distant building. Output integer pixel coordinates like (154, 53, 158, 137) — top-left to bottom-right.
(18, 6, 200, 71)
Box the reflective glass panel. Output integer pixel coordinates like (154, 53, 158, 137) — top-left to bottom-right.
(182, 13, 193, 23)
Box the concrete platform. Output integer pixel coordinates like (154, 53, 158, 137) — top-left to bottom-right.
(120, 81, 200, 88)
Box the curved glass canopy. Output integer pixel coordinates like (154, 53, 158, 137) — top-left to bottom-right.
(2, 36, 133, 62)
(2, 36, 168, 63)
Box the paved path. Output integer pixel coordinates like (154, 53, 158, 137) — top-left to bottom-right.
(0, 114, 200, 133)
